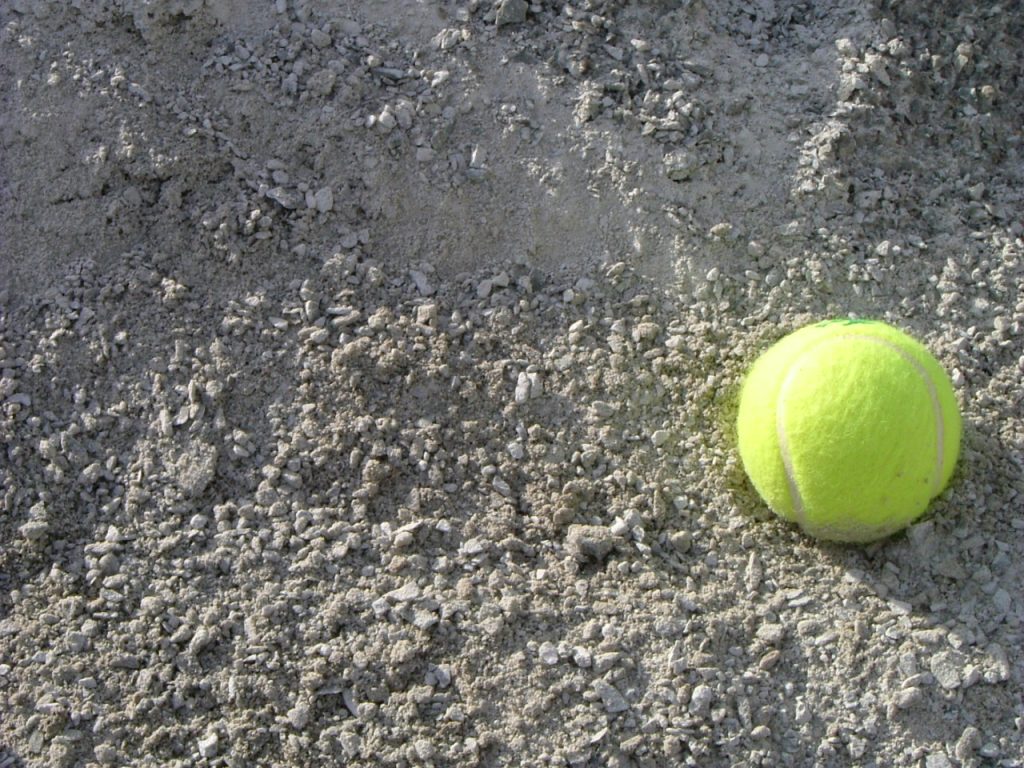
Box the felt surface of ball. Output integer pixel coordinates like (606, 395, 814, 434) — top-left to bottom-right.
(737, 319, 961, 543)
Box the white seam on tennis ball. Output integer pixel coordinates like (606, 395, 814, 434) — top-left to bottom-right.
(775, 331, 946, 532)
(774, 378, 806, 527)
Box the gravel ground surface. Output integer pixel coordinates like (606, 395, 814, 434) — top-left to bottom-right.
(1, 1, 1022, 767)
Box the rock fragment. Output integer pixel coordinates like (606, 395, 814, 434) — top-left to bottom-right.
(566, 525, 616, 563)
(664, 148, 698, 181)
(593, 680, 629, 713)
(495, 0, 528, 27)
(930, 651, 965, 690)
(689, 684, 714, 717)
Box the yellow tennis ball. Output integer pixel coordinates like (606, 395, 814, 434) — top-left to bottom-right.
(737, 319, 961, 543)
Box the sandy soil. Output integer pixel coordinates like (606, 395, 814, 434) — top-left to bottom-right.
(1, 1, 1022, 766)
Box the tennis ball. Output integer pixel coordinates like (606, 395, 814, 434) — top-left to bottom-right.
(737, 319, 961, 543)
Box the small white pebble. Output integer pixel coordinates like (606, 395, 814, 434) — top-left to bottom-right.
(689, 684, 714, 716)
(197, 731, 219, 758)
(287, 702, 310, 729)
(609, 518, 629, 537)
(314, 186, 334, 213)
(414, 740, 436, 760)
(514, 372, 531, 404)
(572, 647, 593, 668)
(651, 429, 671, 447)
(538, 641, 559, 665)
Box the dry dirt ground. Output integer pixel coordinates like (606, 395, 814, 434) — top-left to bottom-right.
(1, 1, 1022, 766)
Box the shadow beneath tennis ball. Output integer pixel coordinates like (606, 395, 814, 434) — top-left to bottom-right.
(788, 421, 1022, 750)
(692, 398, 1020, 757)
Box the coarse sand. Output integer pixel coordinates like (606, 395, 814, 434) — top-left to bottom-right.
(1, 1, 1022, 766)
